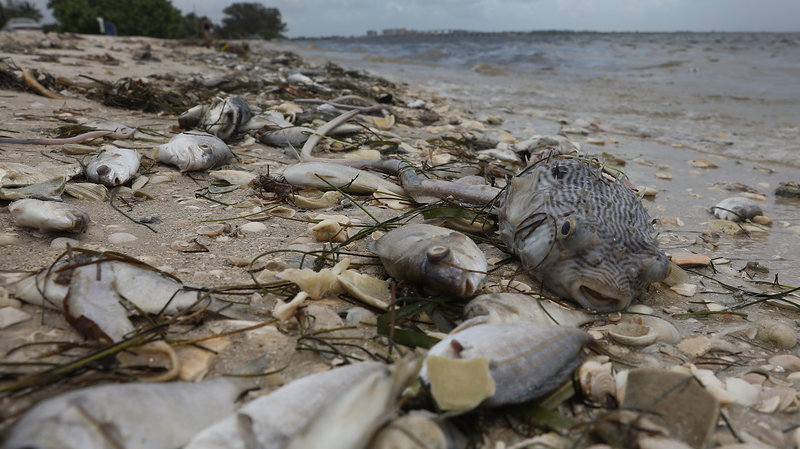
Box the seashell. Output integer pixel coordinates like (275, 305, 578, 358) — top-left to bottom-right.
(277, 258, 349, 300)
(9, 199, 89, 233)
(196, 223, 230, 237)
(677, 336, 712, 358)
(273, 291, 309, 321)
(373, 114, 395, 130)
(751, 215, 772, 225)
(755, 321, 797, 349)
(0, 306, 31, 329)
(291, 190, 343, 209)
(209, 169, 256, 186)
(345, 307, 377, 327)
(607, 322, 658, 347)
(176, 337, 231, 382)
(420, 323, 593, 411)
(725, 377, 759, 407)
(337, 270, 391, 310)
(0, 176, 66, 201)
(154, 132, 235, 172)
(462, 292, 592, 328)
(669, 252, 710, 267)
(310, 219, 347, 242)
(239, 222, 267, 234)
(670, 283, 697, 297)
(691, 158, 719, 169)
(712, 196, 763, 221)
(622, 314, 680, 344)
(755, 387, 798, 414)
(268, 206, 296, 219)
(768, 354, 800, 372)
(85, 146, 141, 186)
(0, 232, 19, 246)
(579, 360, 616, 407)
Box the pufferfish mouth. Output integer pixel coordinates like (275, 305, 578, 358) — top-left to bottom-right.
(576, 285, 631, 312)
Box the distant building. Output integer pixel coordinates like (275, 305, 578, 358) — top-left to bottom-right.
(382, 28, 407, 36)
(366, 30, 377, 37)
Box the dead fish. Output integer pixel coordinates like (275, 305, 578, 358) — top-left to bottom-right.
(461, 292, 593, 329)
(64, 262, 135, 342)
(85, 145, 141, 186)
(370, 224, 487, 297)
(497, 157, 670, 312)
(419, 322, 594, 411)
(0, 162, 82, 187)
(0, 176, 66, 201)
(154, 132, 235, 172)
(282, 162, 404, 196)
(8, 254, 207, 315)
(5, 374, 254, 449)
(711, 196, 763, 221)
(186, 361, 397, 449)
(254, 111, 361, 148)
(370, 411, 467, 449)
(8, 198, 89, 233)
(179, 96, 253, 141)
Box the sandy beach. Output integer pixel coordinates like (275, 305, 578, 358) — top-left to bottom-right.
(1, 31, 799, 448)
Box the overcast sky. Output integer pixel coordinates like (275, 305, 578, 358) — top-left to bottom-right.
(31, 0, 800, 38)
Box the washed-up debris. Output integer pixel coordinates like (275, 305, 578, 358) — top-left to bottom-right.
(461, 292, 592, 328)
(712, 196, 763, 221)
(0, 175, 66, 201)
(775, 181, 800, 198)
(8, 198, 89, 233)
(420, 323, 593, 411)
(370, 223, 487, 297)
(178, 96, 253, 141)
(85, 146, 141, 186)
(154, 132, 235, 172)
(282, 162, 404, 196)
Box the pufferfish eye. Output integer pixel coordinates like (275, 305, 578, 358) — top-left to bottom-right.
(560, 217, 577, 238)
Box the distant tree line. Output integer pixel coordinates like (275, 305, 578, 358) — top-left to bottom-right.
(2, 0, 286, 39)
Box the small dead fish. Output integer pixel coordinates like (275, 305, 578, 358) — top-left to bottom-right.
(154, 132, 235, 172)
(371, 224, 487, 297)
(179, 96, 253, 141)
(85, 146, 141, 186)
(420, 323, 593, 411)
(8, 198, 89, 233)
(498, 157, 669, 312)
(5, 375, 253, 449)
(711, 196, 763, 221)
(64, 262, 134, 342)
(461, 292, 593, 329)
(282, 162, 404, 196)
(186, 361, 388, 449)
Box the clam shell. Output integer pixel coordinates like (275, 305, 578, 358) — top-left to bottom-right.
(64, 182, 109, 201)
(420, 323, 593, 410)
(608, 322, 658, 347)
(291, 190, 343, 209)
(755, 321, 797, 349)
(9, 199, 89, 233)
(337, 270, 391, 310)
(578, 360, 616, 407)
(373, 114, 395, 130)
(209, 170, 256, 186)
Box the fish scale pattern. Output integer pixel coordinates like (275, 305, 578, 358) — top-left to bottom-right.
(498, 157, 669, 311)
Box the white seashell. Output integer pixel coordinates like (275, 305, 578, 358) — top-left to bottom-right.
(370, 411, 458, 449)
(670, 283, 697, 297)
(337, 270, 391, 310)
(755, 320, 797, 349)
(277, 258, 349, 300)
(291, 190, 343, 209)
(0, 306, 31, 329)
(621, 314, 680, 344)
(130, 176, 148, 191)
(712, 196, 763, 221)
(155, 132, 235, 172)
(725, 377, 759, 407)
(310, 218, 348, 243)
(209, 170, 256, 186)
(85, 146, 141, 186)
(579, 360, 616, 407)
(373, 114, 395, 130)
(108, 232, 137, 244)
(239, 222, 267, 234)
(677, 336, 712, 358)
(608, 322, 658, 347)
(64, 182, 109, 201)
(9, 199, 89, 233)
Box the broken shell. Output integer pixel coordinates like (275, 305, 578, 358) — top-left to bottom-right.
(751, 215, 772, 225)
(669, 252, 710, 267)
(670, 283, 697, 297)
(768, 354, 800, 372)
(276, 258, 349, 300)
(420, 323, 593, 410)
(196, 223, 230, 237)
(9, 199, 89, 233)
(691, 158, 719, 169)
(209, 170, 256, 186)
(130, 175, 148, 191)
(755, 321, 797, 349)
(337, 270, 391, 310)
(273, 291, 309, 321)
(677, 336, 712, 358)
(310, 219, 348, 242)
(291, 190, 343, 209)
(64, 182, 109, 201)
(725, 377, 759, 407)
(607, 322, 658, 347)
(579, 360, 616, 407)
(370, 411, 462, 449)
(373, 114, 395, 130)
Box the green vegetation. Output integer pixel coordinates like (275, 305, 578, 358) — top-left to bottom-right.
(31, 0, 287, 39)
(217, 2, 286, 39)
(0, 0, 43, 28)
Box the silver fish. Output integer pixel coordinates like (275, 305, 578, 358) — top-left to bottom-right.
(283, 162, 404, 196)
(154, 132, 235, 172)
(179, 96, 253, 141)
(497, 157, 669, 312)
(420, 322, 593, 410)
(4, 376, 252, 449)
(711, 196, 763, 221)
(370, 223, 487, 297)
(186, 361, 389, 449)
(8, 198, 89, 233)
(461, 292, 593, 329)
(85, 146, 141, 186)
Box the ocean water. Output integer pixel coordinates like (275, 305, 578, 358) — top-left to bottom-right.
(290, 32, 800, 166)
